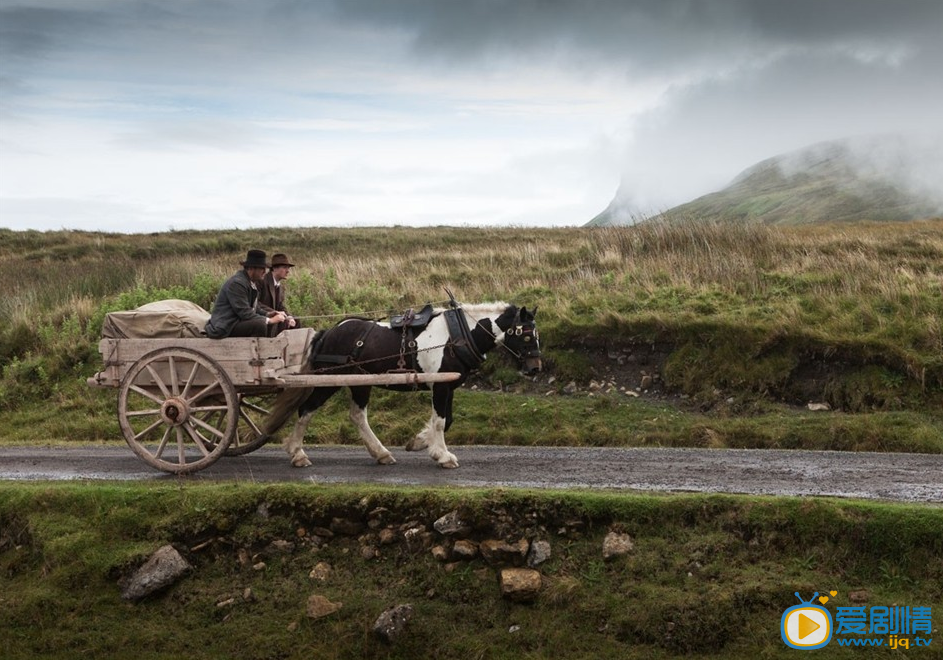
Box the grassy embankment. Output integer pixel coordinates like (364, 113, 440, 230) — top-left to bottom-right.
(2, 483, 941, 659)
(0, 220, 941, 451)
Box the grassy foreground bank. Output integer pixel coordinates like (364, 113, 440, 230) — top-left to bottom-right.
(1, 482, 941, 659)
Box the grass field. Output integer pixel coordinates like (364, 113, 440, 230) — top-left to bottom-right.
(0, 220, 941, 451)
(1, 221, 942, 658)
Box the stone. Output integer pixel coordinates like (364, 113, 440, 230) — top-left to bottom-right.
(526, 540, 551, 568)
(378, 528, 397, 545)
(306, 594, 342, 620)
(309, 562, 332, 581)
(266, 539, 295, 554)
(499, 568, 542, 602)
(451, 539, 479, 560)
(121, 545, 191, 602)
(480, 538, 530, 566)
(433, 510, 472, 537)
(373, 604, 414, 644)
(431, 545, 449, 562)
(602, 532, 634, 561)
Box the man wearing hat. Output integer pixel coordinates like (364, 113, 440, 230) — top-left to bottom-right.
(204, 249, 287, 338)
(258, 253, 298, 337)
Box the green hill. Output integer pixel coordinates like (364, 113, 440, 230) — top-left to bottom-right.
(590, 136, 943, 226)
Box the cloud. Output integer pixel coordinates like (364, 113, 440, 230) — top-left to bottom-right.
(0, 0, 940, 231)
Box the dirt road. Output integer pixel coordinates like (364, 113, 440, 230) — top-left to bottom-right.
(1, 445, 940, 503)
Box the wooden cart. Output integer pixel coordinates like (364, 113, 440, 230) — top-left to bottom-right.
(88, 328, 459, 474)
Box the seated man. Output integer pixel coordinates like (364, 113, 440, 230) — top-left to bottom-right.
(204, 249, 286, 338)
(258, 253, 299, 337)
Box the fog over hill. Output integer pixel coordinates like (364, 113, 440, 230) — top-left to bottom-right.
(590, 135, 943, 226)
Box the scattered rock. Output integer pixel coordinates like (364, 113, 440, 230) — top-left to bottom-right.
(499, 568, 542, 602)
(253, 562, 267, 571)
(431, 545, 449, 562)
(807, 402, 831, 412)
(266, 539, 295, 555)
(433, 510, 472, 537)
(373, 604, 414, 644)
(309, 562, 332, 581)
(480, 538, 530, 566)
(121, 545, 191, 602)
(306, 594, 342, 620)
(451, 539, 479, 560)
(640, 375, 653, 390)
(378, 528, 397, 545)
(602, 532, 634, 561)
(403, 525, 432, 552)
(562, 381, 578, 395)
(526, 540, 551, 568)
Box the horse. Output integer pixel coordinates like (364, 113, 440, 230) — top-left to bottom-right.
(261, 302, 541, 469)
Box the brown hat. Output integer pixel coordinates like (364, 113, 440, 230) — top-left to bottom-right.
(240, 249, 268, 269)
(270, 253, 295, 268)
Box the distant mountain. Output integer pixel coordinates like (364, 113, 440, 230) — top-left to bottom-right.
(589, 136, 943, 226)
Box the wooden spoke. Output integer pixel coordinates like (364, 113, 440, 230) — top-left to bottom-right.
(118, 347, 237, 474)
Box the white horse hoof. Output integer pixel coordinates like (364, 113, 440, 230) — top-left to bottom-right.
(291, 453, 312, 468)
(377, 454, 397, 465)
(435, 452, 459, 469)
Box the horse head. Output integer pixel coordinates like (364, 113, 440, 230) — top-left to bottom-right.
(500, 305, 542, 376)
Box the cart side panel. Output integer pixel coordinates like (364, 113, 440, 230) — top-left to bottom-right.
(88, 329, 315, 389)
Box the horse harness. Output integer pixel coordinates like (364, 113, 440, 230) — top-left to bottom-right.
(308, 301, 485, 375)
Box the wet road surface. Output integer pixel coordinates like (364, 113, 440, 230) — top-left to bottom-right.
(0, 445, 941, 503)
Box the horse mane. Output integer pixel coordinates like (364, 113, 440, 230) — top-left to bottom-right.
(441, 301, 514, 318)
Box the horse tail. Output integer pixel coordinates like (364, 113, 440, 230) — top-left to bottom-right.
(262, 386, 314, 437)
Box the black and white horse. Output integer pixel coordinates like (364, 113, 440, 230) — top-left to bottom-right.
(262, 302, 541, 468)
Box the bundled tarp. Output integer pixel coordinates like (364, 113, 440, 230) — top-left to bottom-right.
(102, 300, 210, 339)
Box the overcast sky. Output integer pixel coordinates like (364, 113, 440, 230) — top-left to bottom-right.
(1, 0, 941, 232)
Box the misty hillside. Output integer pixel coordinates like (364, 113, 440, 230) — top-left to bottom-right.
(589, 136, 943, 226)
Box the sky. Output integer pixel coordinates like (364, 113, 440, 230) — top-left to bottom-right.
(1, 0, 941, 233)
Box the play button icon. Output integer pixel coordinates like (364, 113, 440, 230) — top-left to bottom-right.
(782, 605, 832, 649)
(798, 613, 821, 639)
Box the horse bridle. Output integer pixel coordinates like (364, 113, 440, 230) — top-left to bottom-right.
(501, 309, 541, 362)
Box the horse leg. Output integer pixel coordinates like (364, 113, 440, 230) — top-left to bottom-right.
(409, 384, 458, 468)
(283, 386, 339, 467)
(348, 386, 396, 465)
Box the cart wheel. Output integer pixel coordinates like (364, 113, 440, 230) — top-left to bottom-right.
(197, 391, 279, 456)
(117, 347, 237, 474)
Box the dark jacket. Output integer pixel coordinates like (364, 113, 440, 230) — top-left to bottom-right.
(258, 271, 288, 316)
(258, 271, 292, 336)
(204, 270, 266, 338)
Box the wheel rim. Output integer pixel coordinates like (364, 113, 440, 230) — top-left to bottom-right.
(117, 347, 237, 474)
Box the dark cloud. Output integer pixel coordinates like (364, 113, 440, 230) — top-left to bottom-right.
(333, 0, 943, 77)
